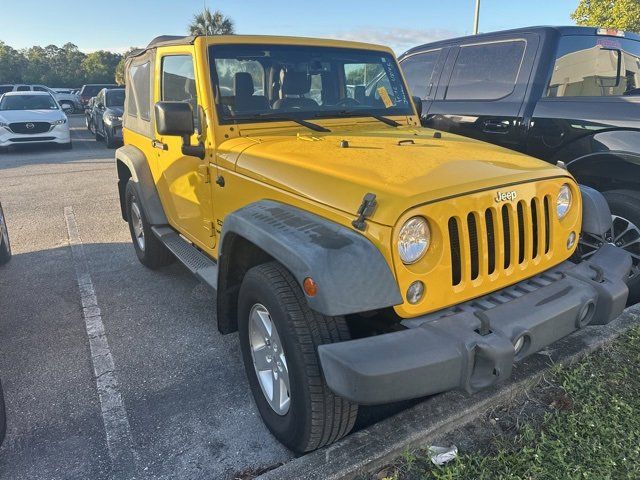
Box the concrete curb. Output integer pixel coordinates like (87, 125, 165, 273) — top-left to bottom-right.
(257, 306, 640, 480)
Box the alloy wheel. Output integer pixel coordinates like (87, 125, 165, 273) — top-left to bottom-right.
(129, 200, 145, 251)
(248, 303, 291, 415)
(580, 215, 640, 281)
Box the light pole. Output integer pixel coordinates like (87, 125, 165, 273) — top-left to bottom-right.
(473, 0, 481, 34)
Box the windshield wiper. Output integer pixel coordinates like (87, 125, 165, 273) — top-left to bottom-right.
(234, 113, 330, 133)
(315, 110, 401, 128)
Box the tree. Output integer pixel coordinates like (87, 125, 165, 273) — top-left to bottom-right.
(572, 0, 640, 32)
(81, 50, 122, 84)
(188, 7, 234, 36)
(0, 42, 26, 83)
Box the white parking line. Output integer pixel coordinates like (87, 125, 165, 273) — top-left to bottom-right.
(64, 206, 138, 477)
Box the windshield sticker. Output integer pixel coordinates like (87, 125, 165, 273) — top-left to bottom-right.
(377, 87, 393, 108)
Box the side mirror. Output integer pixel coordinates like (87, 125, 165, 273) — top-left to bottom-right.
(154, 101, 204, 159)
(412, 95, 423, 118)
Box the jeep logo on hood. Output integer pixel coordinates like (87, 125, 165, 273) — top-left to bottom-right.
(495, 190, 517, 202)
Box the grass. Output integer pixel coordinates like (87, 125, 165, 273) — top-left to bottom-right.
(372, 326, 640, 480)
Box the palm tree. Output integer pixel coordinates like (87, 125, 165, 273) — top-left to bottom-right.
(189, 7, 235, 36)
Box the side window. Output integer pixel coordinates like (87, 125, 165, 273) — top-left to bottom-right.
(34, 86, 48, 92)
(127, 67, 138, 116)
(401, 50, 441, 100)
(16, 85, 30, 91)
(547, 36, 640, 97)
(445, 40, 526, 100)
(161, 55, 198, 123)
(129, 61, 151, 120)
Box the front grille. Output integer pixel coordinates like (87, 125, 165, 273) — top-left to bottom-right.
(448, 196, 552, 286)
(9, 136, 55, 142)
(9, 122, 51, 134)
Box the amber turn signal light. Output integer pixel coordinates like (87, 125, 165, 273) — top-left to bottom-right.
(303, 277, 318, 297)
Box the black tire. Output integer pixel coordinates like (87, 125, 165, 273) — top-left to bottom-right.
(238, 261, 358, 452)
(105, 127, 116, 149)
(86, 116, 93, 133)
(125, 180, 173, 269)
(0, 203, 11, 266)
(95, 125, 103, 141)
(602, 189, 640, 305)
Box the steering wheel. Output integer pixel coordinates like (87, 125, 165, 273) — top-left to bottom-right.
(335, 98, 360, 107)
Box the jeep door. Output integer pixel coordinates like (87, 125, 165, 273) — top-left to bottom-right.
(154, 52, 216, 250)
(420, 34, 539, 151)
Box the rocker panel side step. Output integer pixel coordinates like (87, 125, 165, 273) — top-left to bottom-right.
(151, 226, 218, 290)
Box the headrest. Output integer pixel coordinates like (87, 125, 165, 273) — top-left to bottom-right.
(234, 72, 254, 97)
(281, 71, 311, 96)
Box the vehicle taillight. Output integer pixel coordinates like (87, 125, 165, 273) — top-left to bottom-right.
(597, 28, 625, 37)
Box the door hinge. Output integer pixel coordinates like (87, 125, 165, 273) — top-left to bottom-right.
(203, 219, 215, 236)
(198, 164, 210, 183)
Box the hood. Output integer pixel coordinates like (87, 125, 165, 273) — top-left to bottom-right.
(0, 109, 66, 123)
(228, 125, 570, 227)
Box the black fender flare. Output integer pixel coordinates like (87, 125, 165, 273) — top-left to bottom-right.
(580, 185, 612, 237)
(115, 145, 167, 225)
(219, 201, 403, 317)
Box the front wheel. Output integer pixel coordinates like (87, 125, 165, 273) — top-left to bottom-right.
(579, 189, 640, 305)
(105, 127, 117, 149)
(238, 261, 358, 452)
(125, 180, 174, 269)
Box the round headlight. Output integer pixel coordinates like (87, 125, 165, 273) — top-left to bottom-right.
(557, 184, 572, 219)
(398, 216, 431, 264)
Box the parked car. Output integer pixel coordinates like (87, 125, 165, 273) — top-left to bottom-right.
(0, 92, 71, 151)
(399, 26, 640, 302)
(0, 200, 10, 445)
(78, 84, 118, 110)
(85, 97, 96, 133)
(115, 34, 631, 452)
(8, 85, 82, 114)
(92, 88, 124, 148)
(0, 85, 13, 96)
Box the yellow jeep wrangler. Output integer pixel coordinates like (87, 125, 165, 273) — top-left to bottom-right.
(116, 34, 632, 452)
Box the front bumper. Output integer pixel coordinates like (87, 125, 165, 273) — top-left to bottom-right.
(319, 244, 632, 405)
(0, 125, 70, 147)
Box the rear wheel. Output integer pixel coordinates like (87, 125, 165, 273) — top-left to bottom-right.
(238, 261, 358, 452)
(125, 180, 173, 269)
(0, 203, 11, 266)
(579, 189, 640, 305)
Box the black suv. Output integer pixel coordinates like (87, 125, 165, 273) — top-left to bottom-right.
(399, 26, 640, 301)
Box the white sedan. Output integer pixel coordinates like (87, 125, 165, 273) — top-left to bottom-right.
(0, 91, 71, 151)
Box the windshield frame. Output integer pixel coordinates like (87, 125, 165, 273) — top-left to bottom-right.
(0, 93, 59, 111)
(208, 44, 415, 126)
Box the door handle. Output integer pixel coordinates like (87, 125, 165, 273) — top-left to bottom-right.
(152, 139, 168, 150)
(482, 119, 510, 134)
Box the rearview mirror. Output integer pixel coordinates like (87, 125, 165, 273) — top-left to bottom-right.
(155, 101, 195, 137)
(412, 95, 423, 118)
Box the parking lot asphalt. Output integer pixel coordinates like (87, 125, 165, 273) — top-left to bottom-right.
(0, 116, 293, 479)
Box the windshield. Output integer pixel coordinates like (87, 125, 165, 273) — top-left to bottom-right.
(106, 89, 125, 107)
(547, 35, 640, 97)
(209, 44, 413, 123)
(0, 94, 58, 110)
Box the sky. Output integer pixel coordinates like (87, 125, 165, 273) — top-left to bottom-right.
(2, 0, 579, 54)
